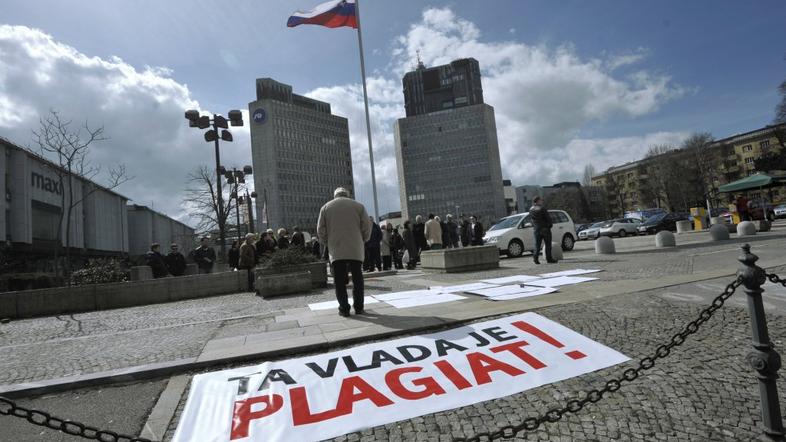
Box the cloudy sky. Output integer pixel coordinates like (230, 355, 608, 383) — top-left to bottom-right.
(1, 0, 784, 224)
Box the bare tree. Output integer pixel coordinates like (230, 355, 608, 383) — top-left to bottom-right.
(642, 144, 678, 209)
(581, 163, 597, 187)
(31, 110, 131, 280)
(603, 174, 626, 217)
(182, 165, 235, 238)
(681, 132, 719, 207)
(776, 79, 786, 125)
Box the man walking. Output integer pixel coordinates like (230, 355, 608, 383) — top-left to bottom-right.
(239, 233, 257, 292)
(193, 237, 216, 273)
(530, 196, 557, 264)
(317, 187, 372, 317)
(424, 213, 443, 250)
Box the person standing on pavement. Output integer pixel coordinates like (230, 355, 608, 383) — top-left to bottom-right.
(380, 222, 393, 270)
(530, 196, 557, 264)
(424, 213, 443, 250)
(402, 220, 418, 270)
(317, 187, 372, 317)
(391, 227, 404, 269)
(413, 215, 427, 260)
(238, 233, 257, 292)
(164, 243, 186, 276)
(145, 243, 169, 278)
(228, 240, 240, 270)
(468, 216, 485, 246)
(193, 237, 216, 274)
(445, 214, 459, 248)
(459, 215, 470, 247)
(365, 217, 383, 272)
(276, 228, 290, 250)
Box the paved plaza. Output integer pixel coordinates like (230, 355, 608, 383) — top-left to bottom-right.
(2, 224, 786, 441)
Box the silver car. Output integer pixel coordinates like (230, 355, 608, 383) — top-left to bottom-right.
(578, 221, 605, 240)
(599, 218, 641, 238)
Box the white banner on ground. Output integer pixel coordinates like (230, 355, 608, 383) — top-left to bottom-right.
(487, 287, 558, 301)
(524, 276, 599, 287)
(480, 275, 541, 285)
(428, 282, 498, 293)
(172, 313, 629, 442)
(468, 285, 554, 298)
(538, 269, 602, 278)
(384, 293, 465, 309)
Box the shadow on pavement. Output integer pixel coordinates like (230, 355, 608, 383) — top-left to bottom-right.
(347, 311, 454, 331)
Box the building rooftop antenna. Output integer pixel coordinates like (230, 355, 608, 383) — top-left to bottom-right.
(416, 50, 425, 70)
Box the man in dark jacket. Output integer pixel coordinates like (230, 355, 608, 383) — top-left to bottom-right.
(290, 226, 306, 249)
(412, 215, 427, 260)
(530, 196, 556, 264)
(468, 216, 484, 246)
(145, 243, 169, 278)
(402, 221, 418, 269)
(164, 243, 186, 276)
(459, 215, 470, 247)
(365, 217, 383, 272)
(193, 237, 216, 273)
(391, 228, 404, 269)
(445, 214, 459, 248)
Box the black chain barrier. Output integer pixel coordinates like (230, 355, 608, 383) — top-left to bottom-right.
(766, 272, 786, 290)
(0, 396, 152, 442)
(453, 276, 744, 442)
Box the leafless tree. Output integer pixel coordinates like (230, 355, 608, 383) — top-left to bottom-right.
(581, 163, 597, 187)
(603, 174, 626, 217)
(31, 109, 131, 280)
(182, 165, 235, 237)
(776, 79, 786, 125)
(681, 132, 719, 206)
(642, 144, 678, 209)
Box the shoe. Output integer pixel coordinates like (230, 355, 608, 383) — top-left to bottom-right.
(338, 310, 350, 317)
(533, 258, 540, 265)
(547, 259, 558, 264)
(354, 308, 365, 315)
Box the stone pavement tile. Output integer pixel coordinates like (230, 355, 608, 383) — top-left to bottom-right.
(317, 321, 369, 333)
(199, 335, 246, 356)
(297, 313, 358, 327)
(198, 333, 328, 363)
(246, 324, 323, 343)
(265, 320, 299, 332)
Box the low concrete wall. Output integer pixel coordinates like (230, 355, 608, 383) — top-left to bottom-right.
(255, 261, 327, 289)
(0, 271, 246, 319)
(257, 271, 312, 298)
(420, 245, 499, 273)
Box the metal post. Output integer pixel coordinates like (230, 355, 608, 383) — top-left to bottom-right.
(738, 244, 785, 440)
(235, 179, 241, 243)
(212, 117, 227, 262)
(246, 190, 255, 233)
(354, 0, 380, 220)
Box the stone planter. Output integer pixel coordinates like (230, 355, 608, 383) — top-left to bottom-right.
(254, 261, 328, 289)
(420, 245, 499, 273)
(256, 271, 312, 298)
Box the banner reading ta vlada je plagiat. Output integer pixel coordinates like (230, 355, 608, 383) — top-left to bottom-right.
(172, 312, 629, 441)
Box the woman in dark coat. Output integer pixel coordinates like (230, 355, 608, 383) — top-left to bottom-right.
(228, 240, 240, 270)
(402, 221, 418, 270)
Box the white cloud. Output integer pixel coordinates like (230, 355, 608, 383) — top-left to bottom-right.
(305, 7, 688, 215)
(0, 25, 252, 225)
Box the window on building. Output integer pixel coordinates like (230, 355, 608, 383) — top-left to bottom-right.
(31, 200, 61, 241)
(742, 145, 753, 152)
(745, 157, 754, 164)
(760, 140, 770, 150)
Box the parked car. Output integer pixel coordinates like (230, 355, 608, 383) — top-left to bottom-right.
(578, 221, 605, 240)
(774, 204, 786, 219)
(599, 218, 641, 237)
(575, 223, 593, 235)
(637, 212, 689, 235)
(483, 210, 576, 257)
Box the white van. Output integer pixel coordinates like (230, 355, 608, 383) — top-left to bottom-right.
(483, 210, 576, 257)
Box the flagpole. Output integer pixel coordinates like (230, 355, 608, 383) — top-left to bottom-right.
(353, 0, 380, 221)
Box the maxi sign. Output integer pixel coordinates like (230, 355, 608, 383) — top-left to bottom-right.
(173, 313, 629, 442)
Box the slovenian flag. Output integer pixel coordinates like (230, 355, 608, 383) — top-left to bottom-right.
(287, 0, 358, 29)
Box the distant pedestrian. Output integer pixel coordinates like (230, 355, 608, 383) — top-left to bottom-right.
(317, 187, 372, 317)
(365, 217, 383, 272)
(193, 237, 216, 274)
(468, 215, 484, 246)
(291, 226, 306, 249)
(165, 243, 186, 276)
(228, 240, 240, 270)
(146, 243, 169, 278)
(413, 215, 427, 259)
(239, 233, 257, 292)
(276, 228, 290, 250)
(439, 216, 450, 248)
(402, 220, 418, 270)
(391, 227, 404, 269)
(459, 215, 470, 247)
(530, 196, 556, 264)
(381, 222, 393, 270)
(445, 214, 459, 248)
(736, 195, 750, 221)
(425, 213, 443, 250)
(255, 230, 277, 261)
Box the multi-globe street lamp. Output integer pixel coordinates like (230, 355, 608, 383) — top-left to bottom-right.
(184, 109, 243, 261)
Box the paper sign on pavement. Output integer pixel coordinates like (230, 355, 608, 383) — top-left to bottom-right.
(429, 282, 498, 293)
(172, 312, 629, 442)
(383, 293, 465, 309)
(487, 287, 558, 301)
(524, 276, 599, 287)
(480, 275, 541, 285)
(466, 285, 541, 298)
(308, 298, 380, 311)
(538, 269, 602, 278)
(373, 290, 436, 302)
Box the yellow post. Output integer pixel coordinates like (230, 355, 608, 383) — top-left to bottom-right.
(690, 207, 707, 230)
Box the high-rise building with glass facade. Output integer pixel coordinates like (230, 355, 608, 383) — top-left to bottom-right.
(394, 59, 506, 225)
(248, 78, 354, 232)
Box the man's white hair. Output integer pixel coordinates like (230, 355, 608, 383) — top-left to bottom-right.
(334, 187, 349, 198)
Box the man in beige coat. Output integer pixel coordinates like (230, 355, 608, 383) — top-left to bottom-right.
(317, 187, 372, 317)
(424, 213, 443, 250)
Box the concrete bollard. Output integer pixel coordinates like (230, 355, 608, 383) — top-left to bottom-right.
(676, 220, 692, 234)
(737, 221, 757, 237)
(543, 242, 563, 261)
(755, 220, 771, 232)
(709, 224, 730, 241)
(595, 236, 615, 254)
(655, 231, 676, 247)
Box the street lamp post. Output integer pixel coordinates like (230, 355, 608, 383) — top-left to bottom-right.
(185, 109, 243, 262)
(239, 189, 258, 234)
